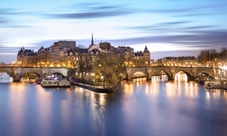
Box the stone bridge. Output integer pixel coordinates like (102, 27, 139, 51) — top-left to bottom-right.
(0, 67, 69, 82)
(1, 66, 225, 82)
(126, 66, 224, 81)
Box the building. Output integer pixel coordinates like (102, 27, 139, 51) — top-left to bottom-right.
(17, 34, 151, 69)
(48, 41, 76, 64)
(132, 46, 150, 66)
(17, 41, 77, 67)
(155, 56, 198, 67)
(17, 47, 37, 66)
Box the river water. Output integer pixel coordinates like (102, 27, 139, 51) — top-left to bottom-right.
(0, 77, 227, 136)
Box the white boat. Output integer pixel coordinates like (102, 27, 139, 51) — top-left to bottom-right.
(0, 72, 13, 83)
(40, 76, 70, 87)
(41, 79, 58, 87)
(58, 78, 71, 87)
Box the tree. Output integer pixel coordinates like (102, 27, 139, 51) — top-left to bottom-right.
(198, 49, 219, 66)
(198, 50, 209, 65)
(220, 47, 227, 62)
(92, 52, 126, 88)
(77, 49, 92, 79)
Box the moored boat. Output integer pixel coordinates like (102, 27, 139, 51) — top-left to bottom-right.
(58, 78, 71, 87)
(41, 79, 58, 87)
(0, 72, 13, 83)
(204, 80, 220, 89)
(40, 76, 71, 87)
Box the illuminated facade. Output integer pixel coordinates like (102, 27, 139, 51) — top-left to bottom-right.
(17, 36, 151, 68)
(155, 56, 198, 67)
(115, 46, 151, 66)
(17, 41, 77, 67)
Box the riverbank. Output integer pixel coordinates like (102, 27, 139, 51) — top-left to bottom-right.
(71, 81, 118, 93)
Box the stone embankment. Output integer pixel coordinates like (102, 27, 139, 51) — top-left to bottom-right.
(71, 82, 120, 93)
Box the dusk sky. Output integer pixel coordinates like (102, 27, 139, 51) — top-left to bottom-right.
(1, 0, 227, 63)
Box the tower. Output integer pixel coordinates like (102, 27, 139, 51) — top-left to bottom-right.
(144, 45, 149, 53)
(91, 33, 94, 46)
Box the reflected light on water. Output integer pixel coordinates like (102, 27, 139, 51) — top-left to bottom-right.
(184, 82, 199, 98)
(206, 89, 227, 100)
(36, 84, 53, 136)
(90, 92, 107, 136)
(123, 81, 134, 94)
(1, 79, 227, 136)
(175, 72, 187, 82)
(9, 83, 26, 136)
(98, 94, 107, 106)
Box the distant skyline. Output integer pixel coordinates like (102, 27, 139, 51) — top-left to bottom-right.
(1, 0, 227, 63)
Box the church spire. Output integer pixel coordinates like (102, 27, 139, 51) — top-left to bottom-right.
(144, 45, 149, 53)
(91, 33, 94, 46)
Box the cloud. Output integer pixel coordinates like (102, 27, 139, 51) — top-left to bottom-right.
(182, 26, 216, 30)
(0, 8, 13, 14)
(147, 8, 195, 14)
(46, 3, 133, 19)
(49, 11, 131, 19)
(146, 3, 227, 17)
(158, 21, 190, 25)
(0, 8, 33, 27)
(127, 20, 219, 35)
(105, 29, 227, 49)
(0, 17, 11, 24)
(27, 29, 227, 51)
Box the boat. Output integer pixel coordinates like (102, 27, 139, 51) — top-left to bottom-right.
(204, 80, 220, 89)
(41, 79, 58, 87)
(0, 72, 13, 83)
(58, 78, 71, 87)
(35, 77, 43, 84)
(219, 80, 227, 90)
(40, 76, 71, 87)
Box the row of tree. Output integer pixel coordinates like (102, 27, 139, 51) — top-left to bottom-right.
(198, 47, 227, 65)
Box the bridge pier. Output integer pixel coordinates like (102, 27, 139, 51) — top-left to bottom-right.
(13, 78, 20, 82)
(126, 74, 133, 81)
(187, 76, 195, 82)
(167, 73, 175, 81)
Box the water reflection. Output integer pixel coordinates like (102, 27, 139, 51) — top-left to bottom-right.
(1, 78, 227, 136)
(8, 83, 26, 136)
(72, 87, 108, 136)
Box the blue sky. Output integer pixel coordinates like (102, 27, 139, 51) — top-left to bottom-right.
(1, 0, 227, 63)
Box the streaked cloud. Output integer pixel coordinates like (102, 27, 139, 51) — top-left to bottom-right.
(1, 0, 227, 63)
(46, 4, 133, 19)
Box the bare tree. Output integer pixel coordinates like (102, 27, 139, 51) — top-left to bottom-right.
(93, 52, 126, 88)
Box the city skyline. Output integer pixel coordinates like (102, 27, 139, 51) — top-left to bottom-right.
(1, 0, 227, 63)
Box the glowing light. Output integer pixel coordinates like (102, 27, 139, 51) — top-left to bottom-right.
(220, 66, 227, 70)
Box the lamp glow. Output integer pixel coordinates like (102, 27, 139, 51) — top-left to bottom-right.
(220, 66, 227, 70)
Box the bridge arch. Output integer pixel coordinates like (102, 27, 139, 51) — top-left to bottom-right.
(19, 71, 41, 81)
(50, 72, 65, 77)
(196, 71, 214, 81)
(126, 67, 150, 80)
(196, 68, 213, 77)
(151, 70, 172, 81)
(0, 69, 15, 81)
(131, 71, 147, 78)
(174, 71, 193, 81)
(0, 70, 13, 77)
(174, 69, 194, 81)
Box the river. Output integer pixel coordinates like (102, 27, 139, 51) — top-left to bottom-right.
(0, 77, 227, 136)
